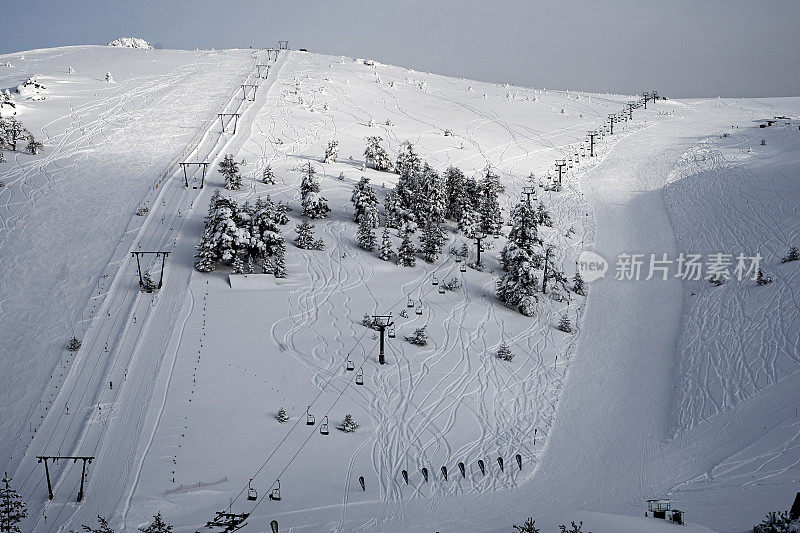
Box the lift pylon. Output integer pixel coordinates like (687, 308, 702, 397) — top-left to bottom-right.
(36, 456, 94, 501)
(256, 64, 270, 78)
(371, 314, 394, 365)
(131, 251, 170, 291)
(180, 162, 209, 189)
(241, 84, 258, 101)
(218, 113, 241, 134)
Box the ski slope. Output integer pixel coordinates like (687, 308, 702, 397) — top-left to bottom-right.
(1, 46, 799, 533)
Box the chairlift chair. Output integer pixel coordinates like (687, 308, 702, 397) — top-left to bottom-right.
(346, 358, 355, 371)
(356, 368, 364, 385)
(454, 255, 462, 263)
(247, 479, 258, 501)
(320, 416, 329, 435)
(432, 275, 438, 286)
(415, 302, 423, 316)
(388, 324, 396, 338)
(268, 480, 281, 501)
(407, 296, 414, 308)
(306, 407, 315, 426)
(460, 263, 467, 273)
(438, 284, 445, 294)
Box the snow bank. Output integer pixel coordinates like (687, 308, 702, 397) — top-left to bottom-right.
(108, 37, 153, 49)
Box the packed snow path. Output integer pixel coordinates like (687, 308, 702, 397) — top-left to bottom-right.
(6, 48, 287, 532)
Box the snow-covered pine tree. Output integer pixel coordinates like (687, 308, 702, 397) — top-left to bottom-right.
(512, 518, 540, 533)
(138, 512, 172, 533)
(294, 220, 318, 249)
(557, 313, 572, 333)
(195, 227, 217, 272)
(142, 269, 158, 292)
(364, 136, 393, 171)
(262, 165, 276, 185)
(383, 190, 402, 229)
(395, 141, 422, 179)
(781, 245, 799, 263)
(443, 166, 465, 220)
(338, 414, 359, 433)
(246, 256, 255, 274)
(419, 163, 447, 224)
(756, 268, 773, 285)
(249, 197, 284, 259)
(497, 249, 539, 316)
(405, 326, 428, 346)
(106, 71, 114, 83)
(300, 162, 330, 219)
(1, 473, 27, 533)
(458, 206, 482, 239)
(276, 407, 289, 422)
(558, 521, 586, 533)
(273, 202, 290, 225)
(478, 168, 503, 236)
(67, 336, 82, 351)
(572, 272, 586, 295)
(397, 229, 416, 267)
(230, 255, 245, 275)
(536, 202, 553, 227)
(419, 219, 445, 263)
(460, 242, 470, 260)
(0, 118, 30, 151)
(501, 201, 539, 272)
(350, 177, 380, 227)
(261, 256, 273, 274)
(379, 229, 393, 261)
(323, 140, 339, 163)
(218, 154, 242, 190)
(496, 342, 514, 361)
(357, 216, 377, 251)
(273, 241, 287, 278)
(80, 515, 114, 533)
(26, 138, 43, 155)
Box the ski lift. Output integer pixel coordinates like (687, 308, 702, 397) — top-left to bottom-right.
(346, 358, 355, 371)
(247, 479, 258, 501)
(438, 284, 445, 294)
(432, 275, 438, 286)
(306, 406, 315, 426)
(268, 480, 281, 501)
(320, 416, 329, 435)
(454, 255, 462, 263)
(388, 324, 396, 338)
(356, 367, 364, 385)
(415, 302, 423, 316)
(460, 263, 467, 273)
(406, 296, 414, 308)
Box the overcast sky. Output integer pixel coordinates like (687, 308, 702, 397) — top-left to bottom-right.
(3, 0, 799, 98)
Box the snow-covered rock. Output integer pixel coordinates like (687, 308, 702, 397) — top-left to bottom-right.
(107, 37, 153, 49)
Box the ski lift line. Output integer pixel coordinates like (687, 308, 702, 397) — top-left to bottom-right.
(247, 339, 379, 518)
(22, 57, 278, 516)
(226, 333, 377, 508)
(25, 186, 193, 503)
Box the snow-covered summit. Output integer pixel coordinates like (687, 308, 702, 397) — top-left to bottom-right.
(107, 37, 152, 49)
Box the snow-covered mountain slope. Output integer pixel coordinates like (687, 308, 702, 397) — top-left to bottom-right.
(1, 46, 799, 533)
